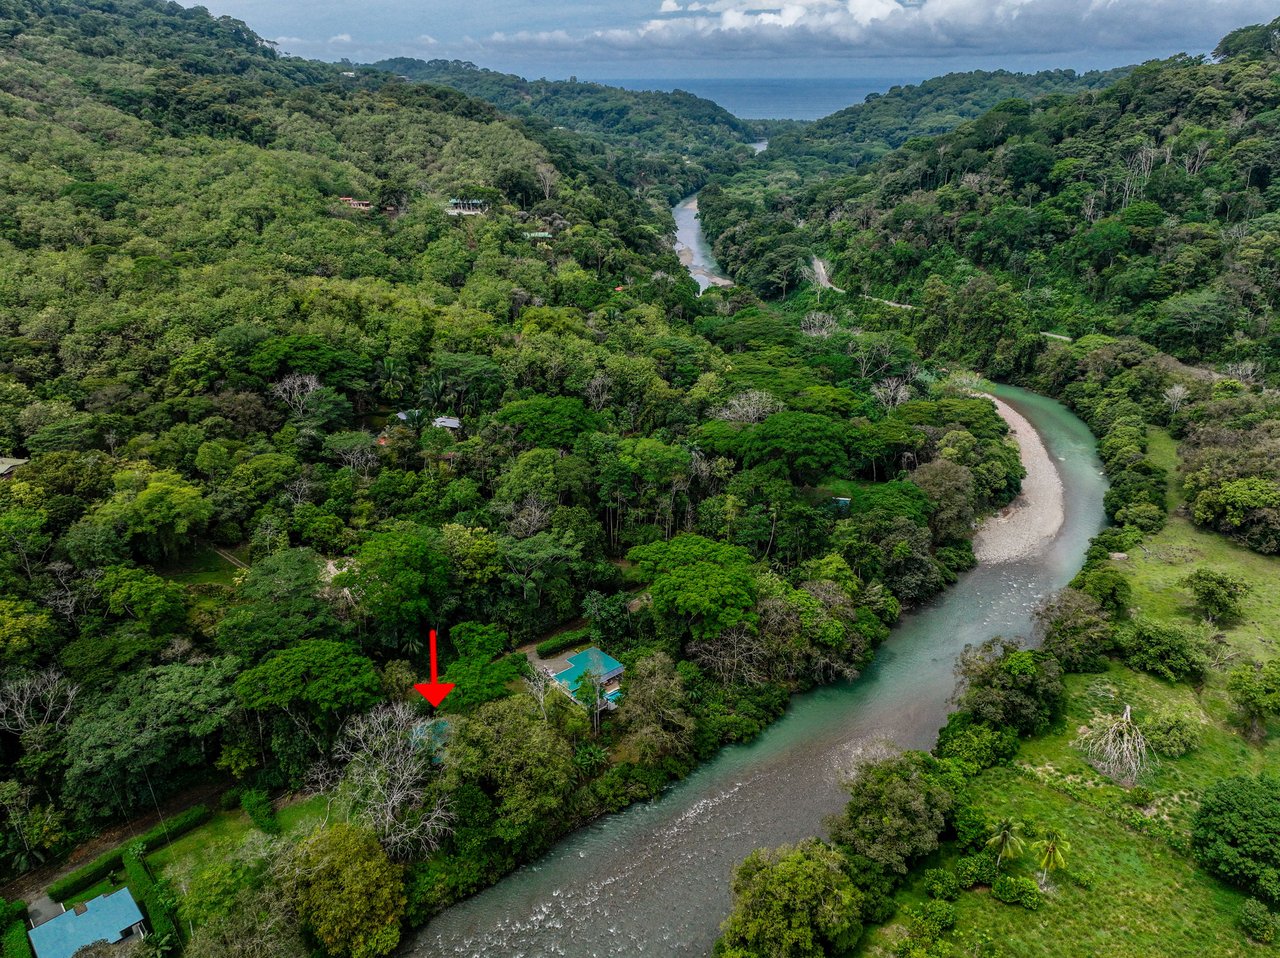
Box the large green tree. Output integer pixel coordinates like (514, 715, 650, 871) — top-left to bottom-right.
(719, 840, 864, 958)
(282, 823, 406, 958)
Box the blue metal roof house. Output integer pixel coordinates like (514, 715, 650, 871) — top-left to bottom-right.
(28, 888, 145, 958)
(554, 648, 625, 707)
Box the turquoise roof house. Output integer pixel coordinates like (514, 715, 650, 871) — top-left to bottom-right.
(28, 888, 145, 958)
(554, 648, 625, 705)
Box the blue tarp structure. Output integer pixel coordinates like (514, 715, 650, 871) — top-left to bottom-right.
(29, 889, 144, 958)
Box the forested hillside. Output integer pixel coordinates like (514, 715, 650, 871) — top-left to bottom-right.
(765, 67, 1132, 167)
(372, 58, 755, 153)
(0, 3, 1042, 957)
(372, 58, 758, 200)
(699, 41, 1279, 326)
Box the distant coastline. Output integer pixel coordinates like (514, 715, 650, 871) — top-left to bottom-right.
(597, 76, 918, 120)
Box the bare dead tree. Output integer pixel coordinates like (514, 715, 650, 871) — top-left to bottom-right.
(508, 495, 554, 538)
(800, 311, 837, 338)
(871, 377, 911, 410)
(524, 667, 558, 722)
(283, 475, 314, 507)
(688, 624, 769, 686)
(847, 337, 896, 381)
(330, 433, 379, 479)
(1076, 704, 1151, 788)
(1081, 191, 1100, 223)
(1121, 144, 1158, 208)
(1223, 360, 1262, 386)
(798, 262, 821, 304)
(712, 389, 784, 424)
(0, 669, 79, 737)
(585, 371, 612, 411)
(1182, 139, 1212, 175)
(1162, 383, 1191, 415)
(325, 702, 454, 860)
(534, 162, 560, 201)
(43, 562, 99, 625)
(271, 373, 322, 416)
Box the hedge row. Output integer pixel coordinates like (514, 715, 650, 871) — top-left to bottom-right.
(47, 804, 212, 902)
(123, 850, 179, 944)
(1, 920, 33, 958)
(535, 628, 589, 659)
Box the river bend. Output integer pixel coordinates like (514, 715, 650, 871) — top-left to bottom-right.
(410, 385, 1107, 957)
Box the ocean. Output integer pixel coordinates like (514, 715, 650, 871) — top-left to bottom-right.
(602, 76, 918, 121)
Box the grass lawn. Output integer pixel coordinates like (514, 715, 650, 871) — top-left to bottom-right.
(65, 877, 123, 906)
(147, 794, 328, 878)
(157, 544, 245, 587)
(861, 767, 1257, 958)
(860, 427, 1280, 956)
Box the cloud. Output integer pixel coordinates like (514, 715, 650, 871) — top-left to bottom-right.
(329, 32, 353, 43)
(481, 0, 1275, 61)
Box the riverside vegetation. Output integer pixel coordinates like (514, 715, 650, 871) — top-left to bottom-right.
(707, 16, 1280, 958)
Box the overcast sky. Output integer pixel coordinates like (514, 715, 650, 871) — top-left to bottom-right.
(201, 0, 1277, 79)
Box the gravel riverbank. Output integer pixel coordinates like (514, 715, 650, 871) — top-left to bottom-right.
(972, 394, 1066, 564)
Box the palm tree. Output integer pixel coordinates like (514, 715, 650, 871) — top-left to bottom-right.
(1033, 829, 1070, 887)
(985, 817, 1026, 872)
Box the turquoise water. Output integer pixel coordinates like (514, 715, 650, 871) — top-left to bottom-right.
(409, 385, 1107, 956)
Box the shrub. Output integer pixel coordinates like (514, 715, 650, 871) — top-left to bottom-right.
(955, 852, 998, 889)
(1127, 786, 1155, 807)
(1181, 568, 1251, 624)
(146, 804, 212, 843)
(219, 787, 243, 811)
(935, 713, 1019, 771)
(952, 639, 1065, 737)
(1115, 618, 1209, 683)
(952, 803, 991, 854)
(1193, 773, 1280, 904)
(904, 899, 958, 939)
(1241, 898, 1278, 945)
(47, 853, 123, 903)
(922, 867, 960, 901)
(1034, 588, 1113, 673)
(1145, 709, 1201, 757)
(1065, 867, 1097, 890)
(240, 789, 281, 835)
(992, 874, 1042, 910)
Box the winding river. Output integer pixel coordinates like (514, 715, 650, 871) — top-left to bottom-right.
(672, 195, 732, 293)
(408, 214, 1108, 957)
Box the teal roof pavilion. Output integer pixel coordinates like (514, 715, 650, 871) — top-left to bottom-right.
(29, 888, 145, 958)
(554, 648, 624, 697)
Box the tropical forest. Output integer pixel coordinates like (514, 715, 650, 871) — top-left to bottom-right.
(0, 2, 1278, 957)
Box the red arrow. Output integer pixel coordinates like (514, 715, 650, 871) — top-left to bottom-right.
(413, 629, 455, 707)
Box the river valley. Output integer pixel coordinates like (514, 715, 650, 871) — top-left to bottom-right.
(408, 211, 1109, 957)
